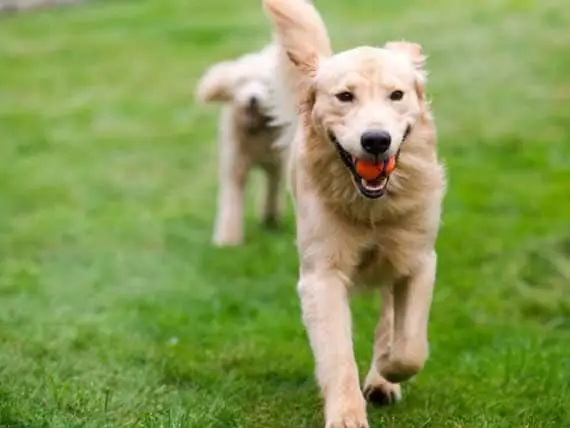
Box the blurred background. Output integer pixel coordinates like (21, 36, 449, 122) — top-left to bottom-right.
(0, 0, 568, 426)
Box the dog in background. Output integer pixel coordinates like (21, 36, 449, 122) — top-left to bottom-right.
(196, 45, 285, 246)
(263, 0, 446, 426)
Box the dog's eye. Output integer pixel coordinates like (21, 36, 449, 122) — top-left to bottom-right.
(335, 91, 355, 103)
(389, 90, 404, 101)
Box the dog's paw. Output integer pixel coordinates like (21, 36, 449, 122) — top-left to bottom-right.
(212, 235, 243, 247)
(325, 397, 369, 428)
(362, 377, 401, 407)
(326, 417, 369, 428)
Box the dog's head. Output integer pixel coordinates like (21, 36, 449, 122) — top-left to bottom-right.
(264, 0, 429, 198)
(196, 46, 278, 132)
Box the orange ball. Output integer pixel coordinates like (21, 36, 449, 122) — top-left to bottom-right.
(354, 156, 397, 180)
(355, 160, 383, 180)
(384, 156, 396, 175)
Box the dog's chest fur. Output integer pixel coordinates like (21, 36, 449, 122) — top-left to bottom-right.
(351, 224, 428, 286)
(355, 245, 388, 285)
(240, 127, 282, 167)
(231, 108, 283, 169)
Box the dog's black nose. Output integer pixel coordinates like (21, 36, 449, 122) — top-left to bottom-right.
(361, 130, 391, 155)
(248, 96, 259, 109)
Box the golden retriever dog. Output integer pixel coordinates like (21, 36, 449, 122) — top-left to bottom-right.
(196, 45, 285, 246)
(263, 0, 446, 426)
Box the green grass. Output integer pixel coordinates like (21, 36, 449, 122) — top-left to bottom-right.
(0, 0, 569, 426)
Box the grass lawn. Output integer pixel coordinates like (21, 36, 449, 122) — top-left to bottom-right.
(1, 0, 569, 426)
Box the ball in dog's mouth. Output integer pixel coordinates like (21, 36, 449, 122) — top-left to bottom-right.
(328, 130, 397, 199)
(352, 156, 395, 193)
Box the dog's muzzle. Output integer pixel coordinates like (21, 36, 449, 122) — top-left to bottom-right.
(329, 126, 411, 199)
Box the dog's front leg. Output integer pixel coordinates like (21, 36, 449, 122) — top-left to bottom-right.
(298, 270, 368, 428)
(377, 251, 436, 383)
(212, 156, 249, 247)
(363, 283, 401, 406)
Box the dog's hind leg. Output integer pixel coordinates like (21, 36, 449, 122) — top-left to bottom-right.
(363, 283, 401, 406)
(259, 164, 283, 229)
(377, 251, 436, 383)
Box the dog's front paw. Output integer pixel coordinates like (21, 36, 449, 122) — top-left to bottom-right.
(325, 396, 369, 428)
(212, 234, 243, 247)
(362, 371, 401, 406)
(212, 224, 244, 246)
(326, 416, 369, 428)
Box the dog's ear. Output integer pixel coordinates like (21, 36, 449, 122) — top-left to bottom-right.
(385, 41, 427, 100)
(264, 0, 332, 78)
(195, 61, 235, 103)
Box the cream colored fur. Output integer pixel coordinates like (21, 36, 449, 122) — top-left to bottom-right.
(196, 45, 286, 246)
(263, 0, 446, 427)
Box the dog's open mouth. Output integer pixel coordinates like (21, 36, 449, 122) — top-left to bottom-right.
(328, 132, 394, 199)
(358, 173, 388, 194)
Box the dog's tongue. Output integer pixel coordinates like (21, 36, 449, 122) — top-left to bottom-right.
(354, 156, 396, 180)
